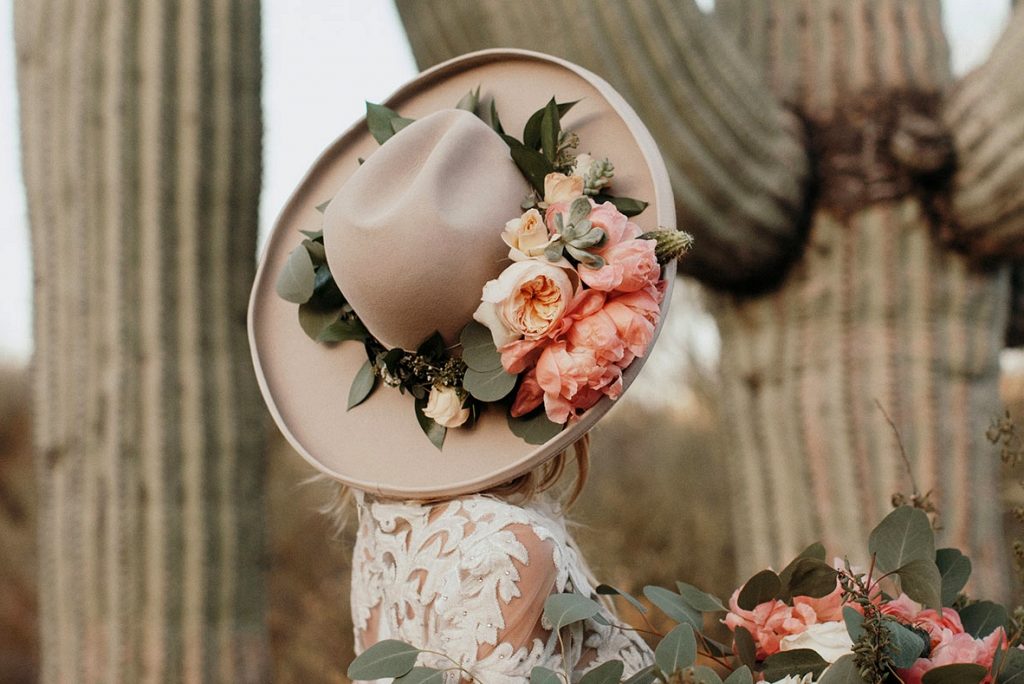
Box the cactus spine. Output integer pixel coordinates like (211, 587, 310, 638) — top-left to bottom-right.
(14, 0, 267, 681)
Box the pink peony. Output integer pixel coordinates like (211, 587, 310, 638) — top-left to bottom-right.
(534, 342, 622, 423)
(578, 237, 660, 293)
(899, 628, 1006, 684)
(881, 594, 965, 649)
(566, 309, 626, 365)
(724, 592, 800, 659)
(509, 369, 544, 418)
(603, 287, 661, 361)
(793, 582, 845, 623)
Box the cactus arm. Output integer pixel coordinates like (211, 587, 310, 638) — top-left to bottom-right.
(943, 7, 1024, 259)
(395, 0, 812, 292)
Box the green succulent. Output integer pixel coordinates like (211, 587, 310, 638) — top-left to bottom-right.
(544, 197, 608, 269)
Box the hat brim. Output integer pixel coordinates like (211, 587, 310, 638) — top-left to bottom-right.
(249, 49, 675, 499)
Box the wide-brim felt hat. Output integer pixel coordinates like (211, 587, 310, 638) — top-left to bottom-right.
(249, 48, 675, 499)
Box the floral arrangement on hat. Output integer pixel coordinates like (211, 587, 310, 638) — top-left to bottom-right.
(276, 89, 692, 449)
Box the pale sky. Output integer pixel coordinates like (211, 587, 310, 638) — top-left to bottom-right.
(0, 0, 1013, 363)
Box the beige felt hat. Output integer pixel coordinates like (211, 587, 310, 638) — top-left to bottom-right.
(249, 49, 675, 499)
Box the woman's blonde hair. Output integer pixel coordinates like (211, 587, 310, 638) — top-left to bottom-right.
(320, 434, 591, 531)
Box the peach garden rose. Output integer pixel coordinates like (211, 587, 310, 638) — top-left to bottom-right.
(474, 260, 576, 348)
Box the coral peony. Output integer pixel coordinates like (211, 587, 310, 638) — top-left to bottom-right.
(899, 627, 1006, 684)
(578, 237, 659, 293)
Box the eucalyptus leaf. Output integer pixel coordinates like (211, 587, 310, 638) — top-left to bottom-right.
(868, 506, 935, 574)
(760, 649, 829, 681)
(460, 321, 503, 371)
(723, 665, 754, 684)
(347, 360, 377, 410)
(921, 663, 989, 684)
(654, 623, 696, 675)
(960, 601, 1008, 638)
(523, 99, 578, 150)
(778, 543, 829, 591)
(543, 592, 601, 630)
(530, 666, 562, 684)
(785, 558, 840, 600)
(309, 265, 345, 309)
(996, 646, 1024, 682)
(414, 396, 446, 450)
(935, 548, 972, 606)
(623, 665, 657, 684)
(596, 584, 648, 614)
(366, 102, 407, 145)
(503, 134, 555, 194)
(883, 618, 927, 668)
(592, 193, 648, 217)
(897, 557, 943, 610)
(488, 98, 505, 135)
(314, 200, 331, 214)
(675, 582, 726, 613)
(737, 569, 782, 611)
(463, 365, 516, 402)
(455, 86, 480, 113)
(818, 655, 868, 684)
(692, 666, 723, 684)
(382, 348, 405, 375)
(319, 318, 368, 343)
(346, 639, 419, 680)
(394, 667, 447, 684)
(579, 660, 624, 684)
(643, 586, 701, 629)
(302, 239, 327, 265)
(733, 626, 757, 670)
(416, 331, 445, 361)
(276, 245, 316, 303)
(843, 606, 865, 642)
(300, 228, 324, 240)
(298, 303, 342, 341)
(391, 116, 415, 134)
(508, 409, 564, 445)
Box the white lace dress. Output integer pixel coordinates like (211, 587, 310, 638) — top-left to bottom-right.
(349, 490, 654, 683)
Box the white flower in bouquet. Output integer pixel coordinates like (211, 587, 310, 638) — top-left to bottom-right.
(779, 621, 854, 663)
(422, 385, 470, 428)
(768, 675, 814, 684)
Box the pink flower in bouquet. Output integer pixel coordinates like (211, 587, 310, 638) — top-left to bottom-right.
(881, 594, 965, 649)
(724, 592, 801, 659)
(509, 369, 544, 418)
(567, 308, 626, 365)
(498, 289, 607, 374)
(792, 582, 845, 623)
(544, 199, 640, 252)
(578, 237, 659, 293)
(603, 287, 661, 360)
(533, 342, 623, 423)
(474, 260, 576, 348)
(900, 627, 1006, 684)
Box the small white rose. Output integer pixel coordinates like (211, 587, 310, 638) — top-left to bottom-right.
(473, 260, 576, 348)
(542, 172, 584, 206)
(779, 621, 854, 664)
(422, 385, 470, 428)
(768, 675, 815, 684)
(501, 208, 553, 261)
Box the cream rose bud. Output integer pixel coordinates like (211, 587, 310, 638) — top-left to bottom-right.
(422, 385, 470, 428)
(543, 172, 584, 205)
(501, 208, 551, 260)
(779, 622, 854, 664)
(474, 260, 575, 348)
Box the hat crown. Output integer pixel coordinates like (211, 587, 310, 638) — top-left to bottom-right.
(323, 109, 528, 351)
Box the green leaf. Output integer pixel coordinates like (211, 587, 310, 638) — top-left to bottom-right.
(459, 321, 503, 371)
(785, 558, 839, 600)
(996, 646, 1024, 683)
(692, 666, 723, 684)
(382, 347, 405, 375)
(455, 86, 480, 113)
(416, 331, 446, 362)
(897, 558, 943, 610)
(778, 542, 829, 591)
(569, 227, 606, 250)
(314, 200, 330, 215)
(414, 396, 446, 450)
(543, 592, 602, 630)
(508, 409, 564, 445)
(592, 193, 648, 217)
(675, 582, 726, 613)
(737, 570, 781, 611)
(566, 244, 605, 269)
(868, 506, 936, 574)
(579, 660, 624, 684)
(394, 667, 447, 684)
(488, 98, 505, 135)
(318, 317, 368, 343)
(723, 666, 754, 684)
(276, 245, 316, 303)
(366, 102, 407, 145)
(655, 623, 696, 675)
(843, 606, 865, 642)
(760, 649, 829, 681)
(300, 228, 324, 240)
(530, 666, 561, 684)
(540, 98, 560, 162)
(623, 665, 657, 684)
(935, 548, 972, 607)
(643, 586, 701, 629)
(297, 304, 342, 341)
(883, 618, 927, 668)
(346, 639, 420, 680)
(502, 134, 555, 194)
(391, 116, 415, 134)
(347, 361, 377, 410)
(302, 239, 327, 265)
(922, 663, 989, 684)
(596, 584, 648, 614)
(523, 99, 578, 150)
(818, 655, 868, 683)
(960, 601, 1009, 638)
(463, 365, 516, 402)
(733, 626, 756, 670)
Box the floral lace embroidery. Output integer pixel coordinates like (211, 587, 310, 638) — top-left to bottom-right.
(350, 491, 653, 682)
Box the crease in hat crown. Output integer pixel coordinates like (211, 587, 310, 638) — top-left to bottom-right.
(323, 109, 530, 351)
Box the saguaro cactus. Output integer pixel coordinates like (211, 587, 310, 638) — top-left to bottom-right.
(14, 1, 267, 681)
(397, 0, 1024, 596)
